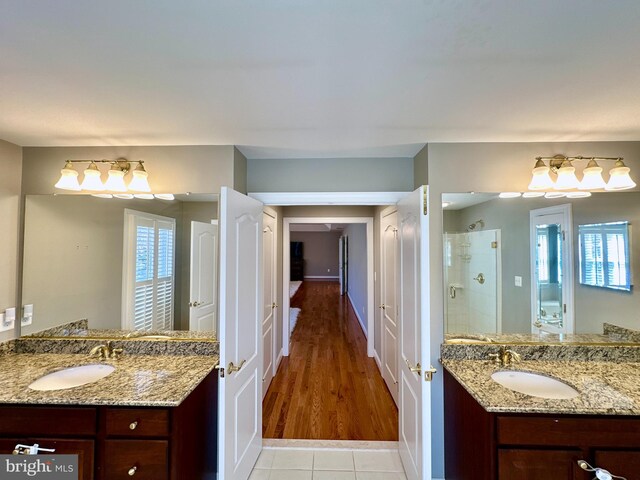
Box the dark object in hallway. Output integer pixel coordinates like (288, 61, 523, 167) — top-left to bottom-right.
(263, 281, 398, 440)
(290, 241, 304, 280)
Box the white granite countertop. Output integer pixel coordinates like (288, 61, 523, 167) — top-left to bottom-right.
(0, 352, 219, 407)
(442, 359, 640, 415)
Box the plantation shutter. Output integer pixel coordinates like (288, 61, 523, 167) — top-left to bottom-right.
(124, 210, 176, 330)
(579, 222, 631, 291)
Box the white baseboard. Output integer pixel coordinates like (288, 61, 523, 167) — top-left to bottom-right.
(304, 275, 339, 280)
(373, 349, 382, 369)
(275, 348, 284, 371)
(347, 292, 367, 338)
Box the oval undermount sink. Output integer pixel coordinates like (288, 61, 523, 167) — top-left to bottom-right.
(29, 364, 116, 391)
(491, 370, 579, 399)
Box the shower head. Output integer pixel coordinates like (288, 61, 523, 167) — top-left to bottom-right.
(467, 220, 484, 231)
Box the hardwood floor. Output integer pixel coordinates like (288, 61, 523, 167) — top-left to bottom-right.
(263, 281, 398, 440)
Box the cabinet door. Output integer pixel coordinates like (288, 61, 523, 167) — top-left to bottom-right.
(0, 438, 94, 480)
(594, 450, 640, 480)
(499, 449, 589, 480)
(103, 439, 168, 480)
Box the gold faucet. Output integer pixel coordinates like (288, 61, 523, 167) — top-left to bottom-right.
(488, 346, 521, 367)
(89, 341, 123, 360)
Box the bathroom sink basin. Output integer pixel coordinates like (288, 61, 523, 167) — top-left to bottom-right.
(491, 370, 579, 399)
(447, 335, 493, 344)
(28, 364, 116, 391)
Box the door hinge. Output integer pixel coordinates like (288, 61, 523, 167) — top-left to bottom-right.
(214, 364, 225, 378)
(563, 303, 567, 314)
(491, 241, 498, 249)
(423, 187, 428, 216)
(562, 231, 566, 241)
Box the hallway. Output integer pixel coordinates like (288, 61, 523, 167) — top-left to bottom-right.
(263, 281, 398, 440)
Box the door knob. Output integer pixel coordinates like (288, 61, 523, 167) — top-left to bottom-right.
(533, 319, 543, 328)
(473, 273, 485, 284)
(189, 301, 201, 307)
(271, 302, 278, 309)
(379, 304, 386, 309)
(405, 359, 421, 376)
(228, 359, 247, 374)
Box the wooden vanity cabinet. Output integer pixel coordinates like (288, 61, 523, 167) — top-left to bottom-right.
(444, 369, 640, 480)
(0, 371, 217, 480)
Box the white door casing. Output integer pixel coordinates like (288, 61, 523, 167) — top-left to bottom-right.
(189, 221, 218, 332)
(397, 186, 431, 480)
(262, 208, 277, 397)
(218, 187, 264, 480)
(380, 207, 399, 406)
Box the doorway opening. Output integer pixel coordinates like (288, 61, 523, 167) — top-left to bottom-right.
(262, 215, 399, 441)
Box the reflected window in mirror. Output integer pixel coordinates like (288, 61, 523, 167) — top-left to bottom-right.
(579, 221, 632, 292)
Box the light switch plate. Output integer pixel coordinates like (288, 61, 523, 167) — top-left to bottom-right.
(22, 304, 34, 327)
(514, 276, 523, 287)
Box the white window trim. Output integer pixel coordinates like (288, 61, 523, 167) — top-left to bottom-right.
(122, 208, 176, 330)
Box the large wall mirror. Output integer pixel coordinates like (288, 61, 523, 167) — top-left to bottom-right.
(442, 191, 638, 341)
(21, 193, 219, 338)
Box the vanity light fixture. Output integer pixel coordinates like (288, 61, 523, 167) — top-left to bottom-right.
(54, 158, 152, 194)
(522, 192, 545, 198)
(528, 155, 636, 193)
(498, 192, 522, 198)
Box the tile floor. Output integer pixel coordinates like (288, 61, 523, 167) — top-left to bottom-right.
(250, 447, 407, 480)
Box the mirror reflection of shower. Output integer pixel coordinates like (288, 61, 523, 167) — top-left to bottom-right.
(467, 219, 484, 231)
(444, 228, 502, 335)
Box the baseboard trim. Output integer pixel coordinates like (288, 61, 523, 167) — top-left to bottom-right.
(347, 292, 367, 339)
(275, 348, 284, 371)
(373, 349, 382, 369)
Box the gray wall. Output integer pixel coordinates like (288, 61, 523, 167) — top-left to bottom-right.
(344, 223, 368, 334)
(248, 157, 414, 192)
(290, 231, 341, 278)
(0, 139, 22, 341)
(21, 145, 236, 195)
(233, 147, 248, 194)
(413, 144, 429, 189)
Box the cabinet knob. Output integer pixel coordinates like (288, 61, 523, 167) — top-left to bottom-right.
(128, 466, 137, 476)
(129, 421, 138, 430)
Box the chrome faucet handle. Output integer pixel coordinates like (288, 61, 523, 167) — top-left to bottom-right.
(506, 349, 521, 363)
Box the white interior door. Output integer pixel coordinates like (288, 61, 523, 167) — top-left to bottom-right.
(218, 187, 263, 480)
(339, 236, 344, 295)
(189, 221, 218, 332)
(262, 208, 277, 397)
(380, 207, 399, 406)
(397, 186, 431, 480)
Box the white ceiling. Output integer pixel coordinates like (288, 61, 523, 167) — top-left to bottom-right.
(2, 1, 640, 157)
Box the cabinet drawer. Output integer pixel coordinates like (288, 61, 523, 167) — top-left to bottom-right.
(105, 408, 169, 437)
(0, 406, 96, 436)
(498, 449, 589, 480)
(594, 450, 640, 480)
(497, 416, 640, 447)
(103, 440, 168, 480)
(0, 438, 94, 480)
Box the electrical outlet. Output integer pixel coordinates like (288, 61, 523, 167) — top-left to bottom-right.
(0, 307, 15, 332)
(515, 276, 522, 287)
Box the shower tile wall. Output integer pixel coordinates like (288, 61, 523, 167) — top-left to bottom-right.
(445, 231, 500, 334)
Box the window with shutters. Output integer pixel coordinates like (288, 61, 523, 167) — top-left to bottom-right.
(122, 209, 176, 330)
(579, 221, 632, 292)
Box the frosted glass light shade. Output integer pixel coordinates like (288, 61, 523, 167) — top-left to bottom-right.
(499, 192, 521, 198)
(80, 163, 105, 191)
(554, 162, 580, 190)
(545, 191, 566, 198)
(128, 163, 151, 192)
(528, 160, 554, 190)
(114, 193, 134, 199)
(523, 192, 545, 198)
(105, 167, 127, 192)
(567, 191, 592, 198)
(579, 163, 606, 190)
(606, 161, 636, 190)
(154, 193, 175, 201)
(91, 193, 113, 199)
(54, 162, 81, 191)
(134, 193, 154, 199)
